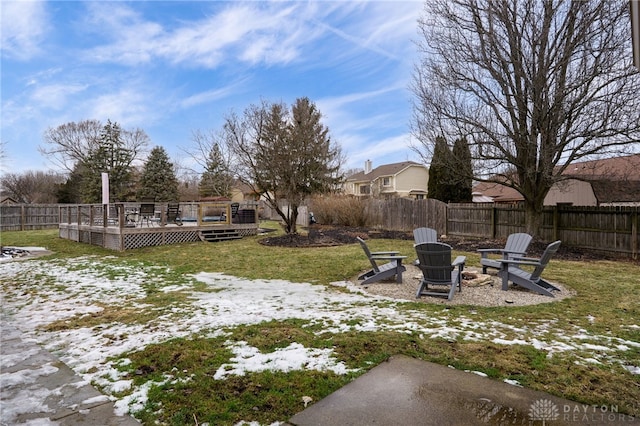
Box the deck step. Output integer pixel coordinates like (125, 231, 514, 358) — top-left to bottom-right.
(199, 229, 242, 243)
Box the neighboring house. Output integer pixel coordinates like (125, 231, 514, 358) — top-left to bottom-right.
(1, 197, 19, 205)
(473, 154, 640, 206)
(344, 160, 429, 199)
(231, 181, 261, 203)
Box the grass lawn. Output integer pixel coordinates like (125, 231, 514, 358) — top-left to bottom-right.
(1, 224, 639, 425)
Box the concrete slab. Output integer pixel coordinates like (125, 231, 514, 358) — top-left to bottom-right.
(288, 355, 634, 426)
(1, 321, 139, 425)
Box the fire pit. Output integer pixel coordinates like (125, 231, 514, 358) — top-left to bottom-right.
(462, 270, 494, 287)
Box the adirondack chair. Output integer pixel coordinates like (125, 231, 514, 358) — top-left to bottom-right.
(496, 240, 562, 297)
(413, 227, 438, 245)
(356, 237, 407, 285)
(478, 233, 532, 274)
(166, 203, 183, 226)
(415, 242, 466, 301)
(412, 227, 438, 265)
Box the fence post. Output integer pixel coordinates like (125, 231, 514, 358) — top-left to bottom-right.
(632, 210, 638, 260)
(491, 206, 496, 238)
(553, 206, 559, 241)
(20, 205, 25, 231)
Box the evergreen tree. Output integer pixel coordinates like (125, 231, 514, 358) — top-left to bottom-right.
(199, 143, 233, 198)
(56, 162, 85, 203)
(137, 146, 179, 201)
(427, 136, 452, 202)
(225, 97, 343, 234)
(81, 120, 134, 203)
(450, 137, 473, 202)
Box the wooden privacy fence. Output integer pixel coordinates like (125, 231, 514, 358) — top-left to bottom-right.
(447, 204, 639, 258)
(0, 204, 61, 231)
(365, 198, 447, 234)
(2, 201, 638, 257)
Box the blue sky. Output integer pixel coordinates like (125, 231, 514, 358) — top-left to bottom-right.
(1, 0, 425, 176)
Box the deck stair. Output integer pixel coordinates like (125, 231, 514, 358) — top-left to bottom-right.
(199, 229, 242, 242)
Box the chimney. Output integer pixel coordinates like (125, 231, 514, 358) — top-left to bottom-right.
(364, 159, 372, 174)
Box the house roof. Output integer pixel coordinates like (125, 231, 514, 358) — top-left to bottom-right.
(561, 154, 640, 204)
(589, 180, 640, 204)
(472, 181, 523, 202)
(473, 154, 640, 204)
(346, 161, 424, 182)
(561, 154, 640, 180)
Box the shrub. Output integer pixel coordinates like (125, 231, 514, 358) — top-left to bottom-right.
(309, 196, 372, 227)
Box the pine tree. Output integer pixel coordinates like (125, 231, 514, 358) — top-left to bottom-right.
(199, 143, 232, 198)
(137, 146, 179, 201)
(81, 120, 134, 203)
(450, 137, 473, 202)
(427, 136, 452, 202)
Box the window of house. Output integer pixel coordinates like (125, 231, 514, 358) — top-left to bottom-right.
(359, 185, 370, 195)
(415, 194, 425, 200)
(382, 177, 391, 186)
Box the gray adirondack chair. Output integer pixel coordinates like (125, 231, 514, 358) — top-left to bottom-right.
(413, 227, 438, 245)
(415, 242, 466, 301)
(496, 240, 562, 297)
(412, 227, 438, 265)
(357, 237, 407, 285)
(478, 233, 532, 274)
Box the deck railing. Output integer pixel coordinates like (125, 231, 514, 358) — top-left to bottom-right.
(58, 201, 259, 228)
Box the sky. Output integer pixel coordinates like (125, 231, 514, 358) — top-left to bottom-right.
(1, 250, 638, 423)
(1, 0, 426, 176)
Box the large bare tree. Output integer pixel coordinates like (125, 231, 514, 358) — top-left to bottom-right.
(411, 0, 640, 236)
(224, 97, 344, 234)
(40, 119, 150, 173)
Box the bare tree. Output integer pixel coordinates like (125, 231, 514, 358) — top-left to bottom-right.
(1, 170, 65, 203)
(224, 97, 344, 234)
(40, 119, 150, 172)
(411, 0, 640, 236)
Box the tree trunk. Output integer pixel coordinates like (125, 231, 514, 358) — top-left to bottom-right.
(523, 199, 544, 238)
(273, 202, 298, 234)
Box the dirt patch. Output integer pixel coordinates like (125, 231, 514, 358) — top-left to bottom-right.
(259, 225, 627, 262)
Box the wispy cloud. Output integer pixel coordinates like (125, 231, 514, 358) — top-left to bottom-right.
(31, 84, 88, 110)
(0, 1, 49, 60)
(180, 83, 243, 109)
(80, 2, 325, 69)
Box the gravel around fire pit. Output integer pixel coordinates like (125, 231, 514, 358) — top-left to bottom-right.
(353, 263, 576, 307)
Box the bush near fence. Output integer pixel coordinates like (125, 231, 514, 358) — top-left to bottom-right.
(2, 201, 638, 258)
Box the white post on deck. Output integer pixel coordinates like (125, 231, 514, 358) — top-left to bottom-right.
(101, 173, 110, 204)
(102, 173, 109, 226)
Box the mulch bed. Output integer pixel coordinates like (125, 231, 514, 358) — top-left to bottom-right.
(259, 225, 631, 262)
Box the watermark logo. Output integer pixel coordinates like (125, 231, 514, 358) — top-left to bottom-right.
(529, 399, 560, 424)
(529, 399, 636, 423)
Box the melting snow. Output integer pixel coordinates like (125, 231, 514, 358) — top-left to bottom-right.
(1, 255, 638, 423)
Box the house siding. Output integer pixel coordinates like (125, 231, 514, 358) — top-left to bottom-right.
(394, 166, 429, 197)
(344, 161, 429, 198)
(544, 179, 598, 206)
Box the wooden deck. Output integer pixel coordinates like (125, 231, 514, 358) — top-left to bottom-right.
(59, 202, 259, 251)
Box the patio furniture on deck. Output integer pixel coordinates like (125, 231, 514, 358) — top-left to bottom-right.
(138, 202, 156, 227)
(166, 203, 183, 226)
